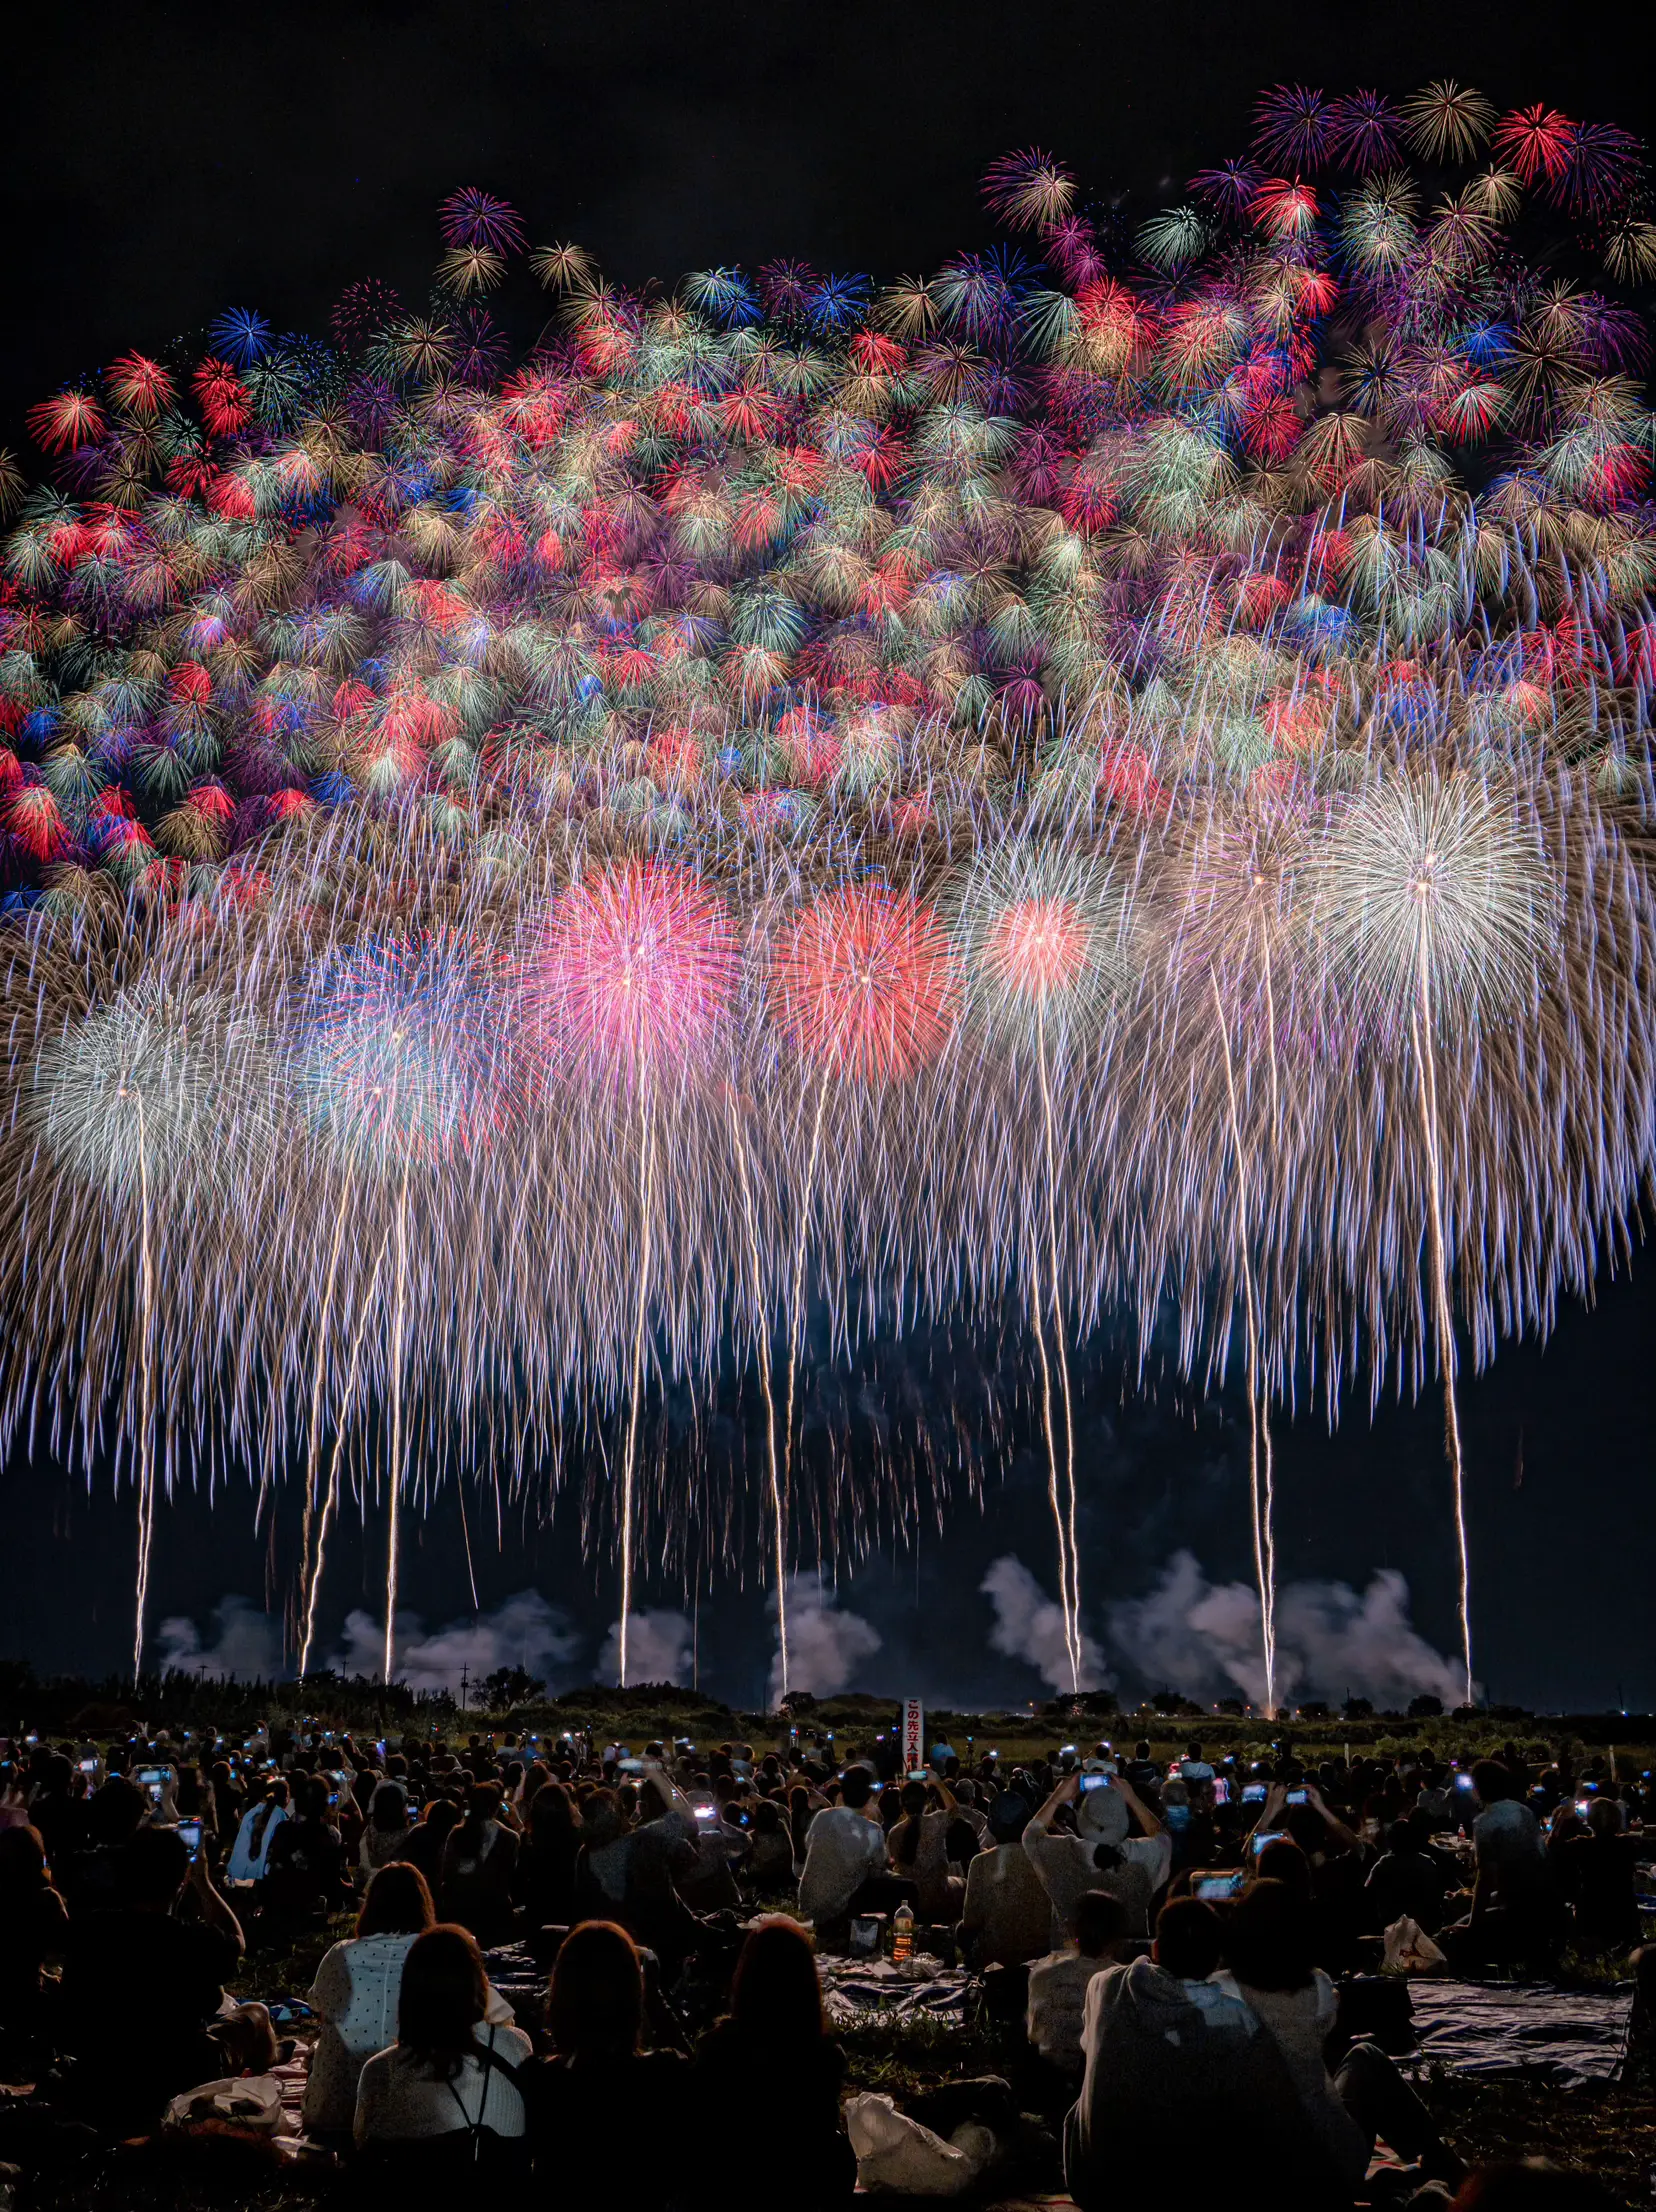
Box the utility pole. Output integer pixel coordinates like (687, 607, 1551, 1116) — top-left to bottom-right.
(459, 1663, 470, 1720)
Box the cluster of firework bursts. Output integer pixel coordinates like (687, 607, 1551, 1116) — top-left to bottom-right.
(1, 83, 1654, 1705)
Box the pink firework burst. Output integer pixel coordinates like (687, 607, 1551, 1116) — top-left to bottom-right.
(529, 858, 740, 1090)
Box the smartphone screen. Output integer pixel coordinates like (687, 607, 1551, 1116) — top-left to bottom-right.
(1078, 1772, 1111, 1794)
(1242, 1784, 1267, 1804)
(1211, 1779, 1230, 1804)
(1286, 1787, 1309, 1805)
(177, 1819, 203, 1858)
(1252, 1830, 1288, 1858)
(1194, 1871, 1245, 1900)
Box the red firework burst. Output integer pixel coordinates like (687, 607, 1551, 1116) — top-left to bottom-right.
(771, 885, 959, 1082)
(530, 858, 739, 1089)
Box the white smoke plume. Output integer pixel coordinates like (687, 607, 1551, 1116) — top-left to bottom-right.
(158, 1595, 284, 1680)
(595, 1608, 695, 1687)
(981, 1555, 1112, 1693)
(1107, 1550, 1470, 1710)
(769, 1574, 882, 1706)
(327, 1591, 582, 1697)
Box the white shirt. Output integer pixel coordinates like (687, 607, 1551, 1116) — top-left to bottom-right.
(306, 1936, 519, 2133)
(1023, 1822, 1173, 1941)
(354, 2021, 532, 2147)
(1026, 1949, 1108, 2068)
(227, 1799, 290, 1883)
(797, 1804, 888, 1924)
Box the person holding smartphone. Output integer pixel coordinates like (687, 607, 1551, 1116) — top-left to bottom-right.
(58, 1823, 275, 2130)
(1023, 1766, 1170, 1942)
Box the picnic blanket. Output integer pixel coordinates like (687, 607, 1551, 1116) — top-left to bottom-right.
(1404, 1977, 1636, 2086)
(818, 1954, 971, 2028)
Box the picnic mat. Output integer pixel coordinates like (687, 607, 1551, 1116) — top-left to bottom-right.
(818, 1954, 971, 2027)
(1403, 1977, 1637, 2086)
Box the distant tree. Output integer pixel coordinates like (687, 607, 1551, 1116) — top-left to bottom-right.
(483, 1665, 545, 1709)
(1343, 1697, 1375, 1719)
(1296, 1700, 1332, 1720)
(1407, 1693, 1444, 1719)
(1217, 1697, 1246, 1717)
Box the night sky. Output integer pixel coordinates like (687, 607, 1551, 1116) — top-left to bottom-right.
(1, 2, 1652, 1709)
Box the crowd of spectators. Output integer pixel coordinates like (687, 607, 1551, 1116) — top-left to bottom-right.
(0, 1715, 1647, 2205)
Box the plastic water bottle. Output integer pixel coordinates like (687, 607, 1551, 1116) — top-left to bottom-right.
(892, 1901, 915, 1964)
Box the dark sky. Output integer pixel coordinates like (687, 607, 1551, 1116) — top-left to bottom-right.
(0, 1, 1653, 1708)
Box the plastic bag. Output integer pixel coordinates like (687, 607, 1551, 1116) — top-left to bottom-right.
(1382, 1915, 1448, 1974)
(164, 2075, 291, 2137)
(845, 2091, 982, 2195)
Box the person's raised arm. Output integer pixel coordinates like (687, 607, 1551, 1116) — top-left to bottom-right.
(1304, 1784, 1360, 1853)
(186, 1848, 246, 1955)
(1247, 1782, 1288, 1843)
(1027, 1770, 1079, 1837)
(1112, 1774, 1164, 1840)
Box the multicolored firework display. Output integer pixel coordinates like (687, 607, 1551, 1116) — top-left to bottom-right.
(0, 84, 1653, 1704)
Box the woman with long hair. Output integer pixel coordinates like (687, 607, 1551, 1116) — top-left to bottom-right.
(520, 1920, 688, 2195)
(303, 1862, 436, 2133)
(353, 1922, 530, 2156)
(514, 1780, 583, 1929)
(360, 1781, 415, 1874)
(692, 1918, 855, 2202)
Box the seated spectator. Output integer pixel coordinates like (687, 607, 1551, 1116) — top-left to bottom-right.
(1450, 1761, 1556, 1967)
(227, 1779, 291, 1883)
(0, 1826, 68, 2056)
(401, 1796, 462, 1892)
(514, 1781, 583, 1929)
(1365, 1810, 1450, 1934)
(797, 1767, 891, 1931)
(261, 1777, 348, 1932)
(744, 1798, 797, 1896)
(305, 1863, 439, 2134)
(1229, 1877, 1461, 2192)
(887, 1775, 963, 1925)
(961, 1791, 1050, 1969)
(1026, 1888, 1130, 2076)
(1562, 1800, 1642, 1951)
(520, 1920, 688, 2190)
(693, 1918, 856, 2204)
(1065, 1898, 1337, 2212)
(1024, 1768, 1170, 1941)
(353, 1922, 530, 2164)
(438, 1785, 520, 1946)
(360, 1781, 413, 1875)
(60, 1826, 274, 2130)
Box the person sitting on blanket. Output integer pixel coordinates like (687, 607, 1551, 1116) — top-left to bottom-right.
(58, 1824, 277, 2131)
(960, 1790, 1051, 1969)
(1444, 1761, 1558, 1968)
(518, 1919, 689, 2200)
(1228, 1876, 1464, 2194)
(1065, 1897, 1346, 2212)
(353, 1921, 531, 2160)
(691, 1918, 857, 2206)
(1026, 1886, 1131, 2077)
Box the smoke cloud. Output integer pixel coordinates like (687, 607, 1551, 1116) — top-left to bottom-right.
(1106, 1550, 1469, 1709)
(158, 1595, 284, 1680)
(327, 1591, 582, 1697)
(596, 1608, 695, 1687)
(981, 1555, 1112, 1692)
(159, 1590, 583, 1697)
(770, 1574, 882, 1706)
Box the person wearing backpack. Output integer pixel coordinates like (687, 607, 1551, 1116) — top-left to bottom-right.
(353, 1922, 530, 2175)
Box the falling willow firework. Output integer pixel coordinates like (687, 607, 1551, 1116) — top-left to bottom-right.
(0, 83, 1652, 1702)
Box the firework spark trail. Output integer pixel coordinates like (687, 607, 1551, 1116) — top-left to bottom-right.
(299, 1216, 394, 1678)
(1034, 1009, 1082, 1691)
(617, 1093, 657, 1689)
(729, 1093, 789, 1699)
(1412, 954, 1473, 1709)
(1210, 972, 1278, 1714)
(778, 1070, 831, 1667)
(383, 1143, 413, 1684)
(129, 1085, 158, 1685)
(294, 1183, 354, 1648)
